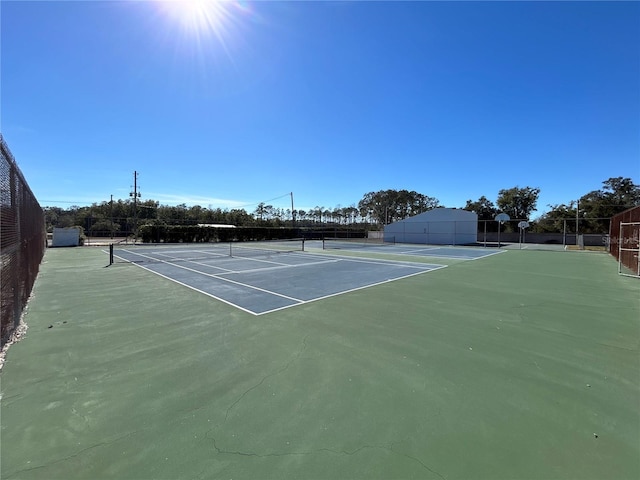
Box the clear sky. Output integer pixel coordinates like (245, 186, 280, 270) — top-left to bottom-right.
(2, 0, 638, 217)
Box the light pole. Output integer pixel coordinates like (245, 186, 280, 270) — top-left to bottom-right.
(575, 199, 579, 246)
(130, 171, 141, 241)
(110, 194, 114, 239)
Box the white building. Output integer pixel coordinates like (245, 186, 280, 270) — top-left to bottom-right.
(384, 208, 478, 245)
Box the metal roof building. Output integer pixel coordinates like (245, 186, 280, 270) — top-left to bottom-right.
(384, 208, 478, 245)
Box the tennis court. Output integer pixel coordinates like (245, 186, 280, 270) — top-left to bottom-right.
(112, 242, 446, 315)
(1, 245, 638, 480)
(316, 239, 505, 260)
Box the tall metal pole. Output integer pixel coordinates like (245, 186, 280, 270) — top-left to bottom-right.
(134, 171, 138, 239)
(290, 192, 295, 226)
(576, 199, 579, 246)
(110, 194, 114, 239)
(484, 220, 487, 247)
(130, 171, 140, 241)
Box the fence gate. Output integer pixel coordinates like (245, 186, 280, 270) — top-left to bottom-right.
(618, 222, 640, 278)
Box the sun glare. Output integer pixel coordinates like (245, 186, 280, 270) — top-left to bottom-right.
(153, 0, 257, 79)
(162, 0, 228, 35)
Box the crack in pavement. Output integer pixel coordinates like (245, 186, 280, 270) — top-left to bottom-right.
(223, 334, 309, 423)
(206, 334, 446, 479)
(391, 442, 447, 480)
(3, 430, 139, 479)
(207, 434, 446, 479)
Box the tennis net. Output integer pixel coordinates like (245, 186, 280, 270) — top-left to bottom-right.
(322, 237, 395, 250)
(110, 239, 305, 265)
(230, 238, 305, 257)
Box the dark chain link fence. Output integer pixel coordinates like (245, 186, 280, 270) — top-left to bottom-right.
(1, 134, 46, 347)
(609, 206, 640, 276)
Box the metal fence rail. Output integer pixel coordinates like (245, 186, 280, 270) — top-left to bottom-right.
(0, 134, 46, 347)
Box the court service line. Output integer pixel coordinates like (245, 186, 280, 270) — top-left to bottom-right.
(215, 258, 342, 276)
(229, 254, 292, 267)
(154, 252, 236, 273)
(326, 255, 443, 269)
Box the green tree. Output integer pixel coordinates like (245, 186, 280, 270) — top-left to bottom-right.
(463, 196, 497, 221)
(357, 189, 440, 225)
(579, 177, 639, 219)
(577, 177, 639, 232)
(533, 203, 577, 233)
(496, 186, 541, 220)
(529, 178, 638, 234)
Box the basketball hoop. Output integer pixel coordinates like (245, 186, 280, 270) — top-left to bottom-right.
(495, 213, 510, 248)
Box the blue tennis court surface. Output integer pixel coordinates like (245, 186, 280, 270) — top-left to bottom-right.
(390, 245, 504, 259)
(113, 246, 446, 315)
(313, 240, 505, 260)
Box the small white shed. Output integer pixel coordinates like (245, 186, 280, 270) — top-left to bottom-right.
(384, 208, 478, 245)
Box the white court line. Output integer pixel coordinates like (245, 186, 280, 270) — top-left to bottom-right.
(119, 248, 298, 272)
(309, 252, 443, 269)
(396, 247, 442, 254)
(117, 249, 234, 273)
(229, 254, 294, 267)
(467, 249, 507, 260)
(118, 249, 304, 303)
(257, 264, 448, 316)
(215, 258, 341, 276)
(116, 260, 260, 316)
(316, 244, 504, 261)
(335, 257, 440, 269)
(114, 249, 448, 315)
(154, 251, 235, 273)
(155, 249, 227, 256)
(391, 247, 507, 261)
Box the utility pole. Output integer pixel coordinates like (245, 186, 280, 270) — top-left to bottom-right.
(290, 192, 295, 226)
(130, 171, 141, 240)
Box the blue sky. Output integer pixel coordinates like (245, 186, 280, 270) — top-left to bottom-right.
(2, 0, 638, 218)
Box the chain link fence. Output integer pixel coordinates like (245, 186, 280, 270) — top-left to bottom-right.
(1, 134, 46, 347)
(477, 218, 610, 248)
(609, 206, 640, 277)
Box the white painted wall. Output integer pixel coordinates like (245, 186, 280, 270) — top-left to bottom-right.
(383, 208, 478, 245)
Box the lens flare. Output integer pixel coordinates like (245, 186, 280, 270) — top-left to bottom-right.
(162, 0, 228, 35)
(155, 0, 256, 58)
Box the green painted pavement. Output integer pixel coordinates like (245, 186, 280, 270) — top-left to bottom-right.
(1, 246, 638, 479)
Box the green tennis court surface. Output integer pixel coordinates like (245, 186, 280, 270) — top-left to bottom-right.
(1, 246, 638, 479)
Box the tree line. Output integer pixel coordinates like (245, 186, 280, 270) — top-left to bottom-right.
(43, 177, 638, 236)
(463, 177, 639, 233)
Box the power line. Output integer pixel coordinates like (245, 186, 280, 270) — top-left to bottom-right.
(236, 192, 292, 209)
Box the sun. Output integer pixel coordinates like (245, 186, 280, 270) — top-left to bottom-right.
(158, 0, 231, 37)
(152, 0, 257, 73)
